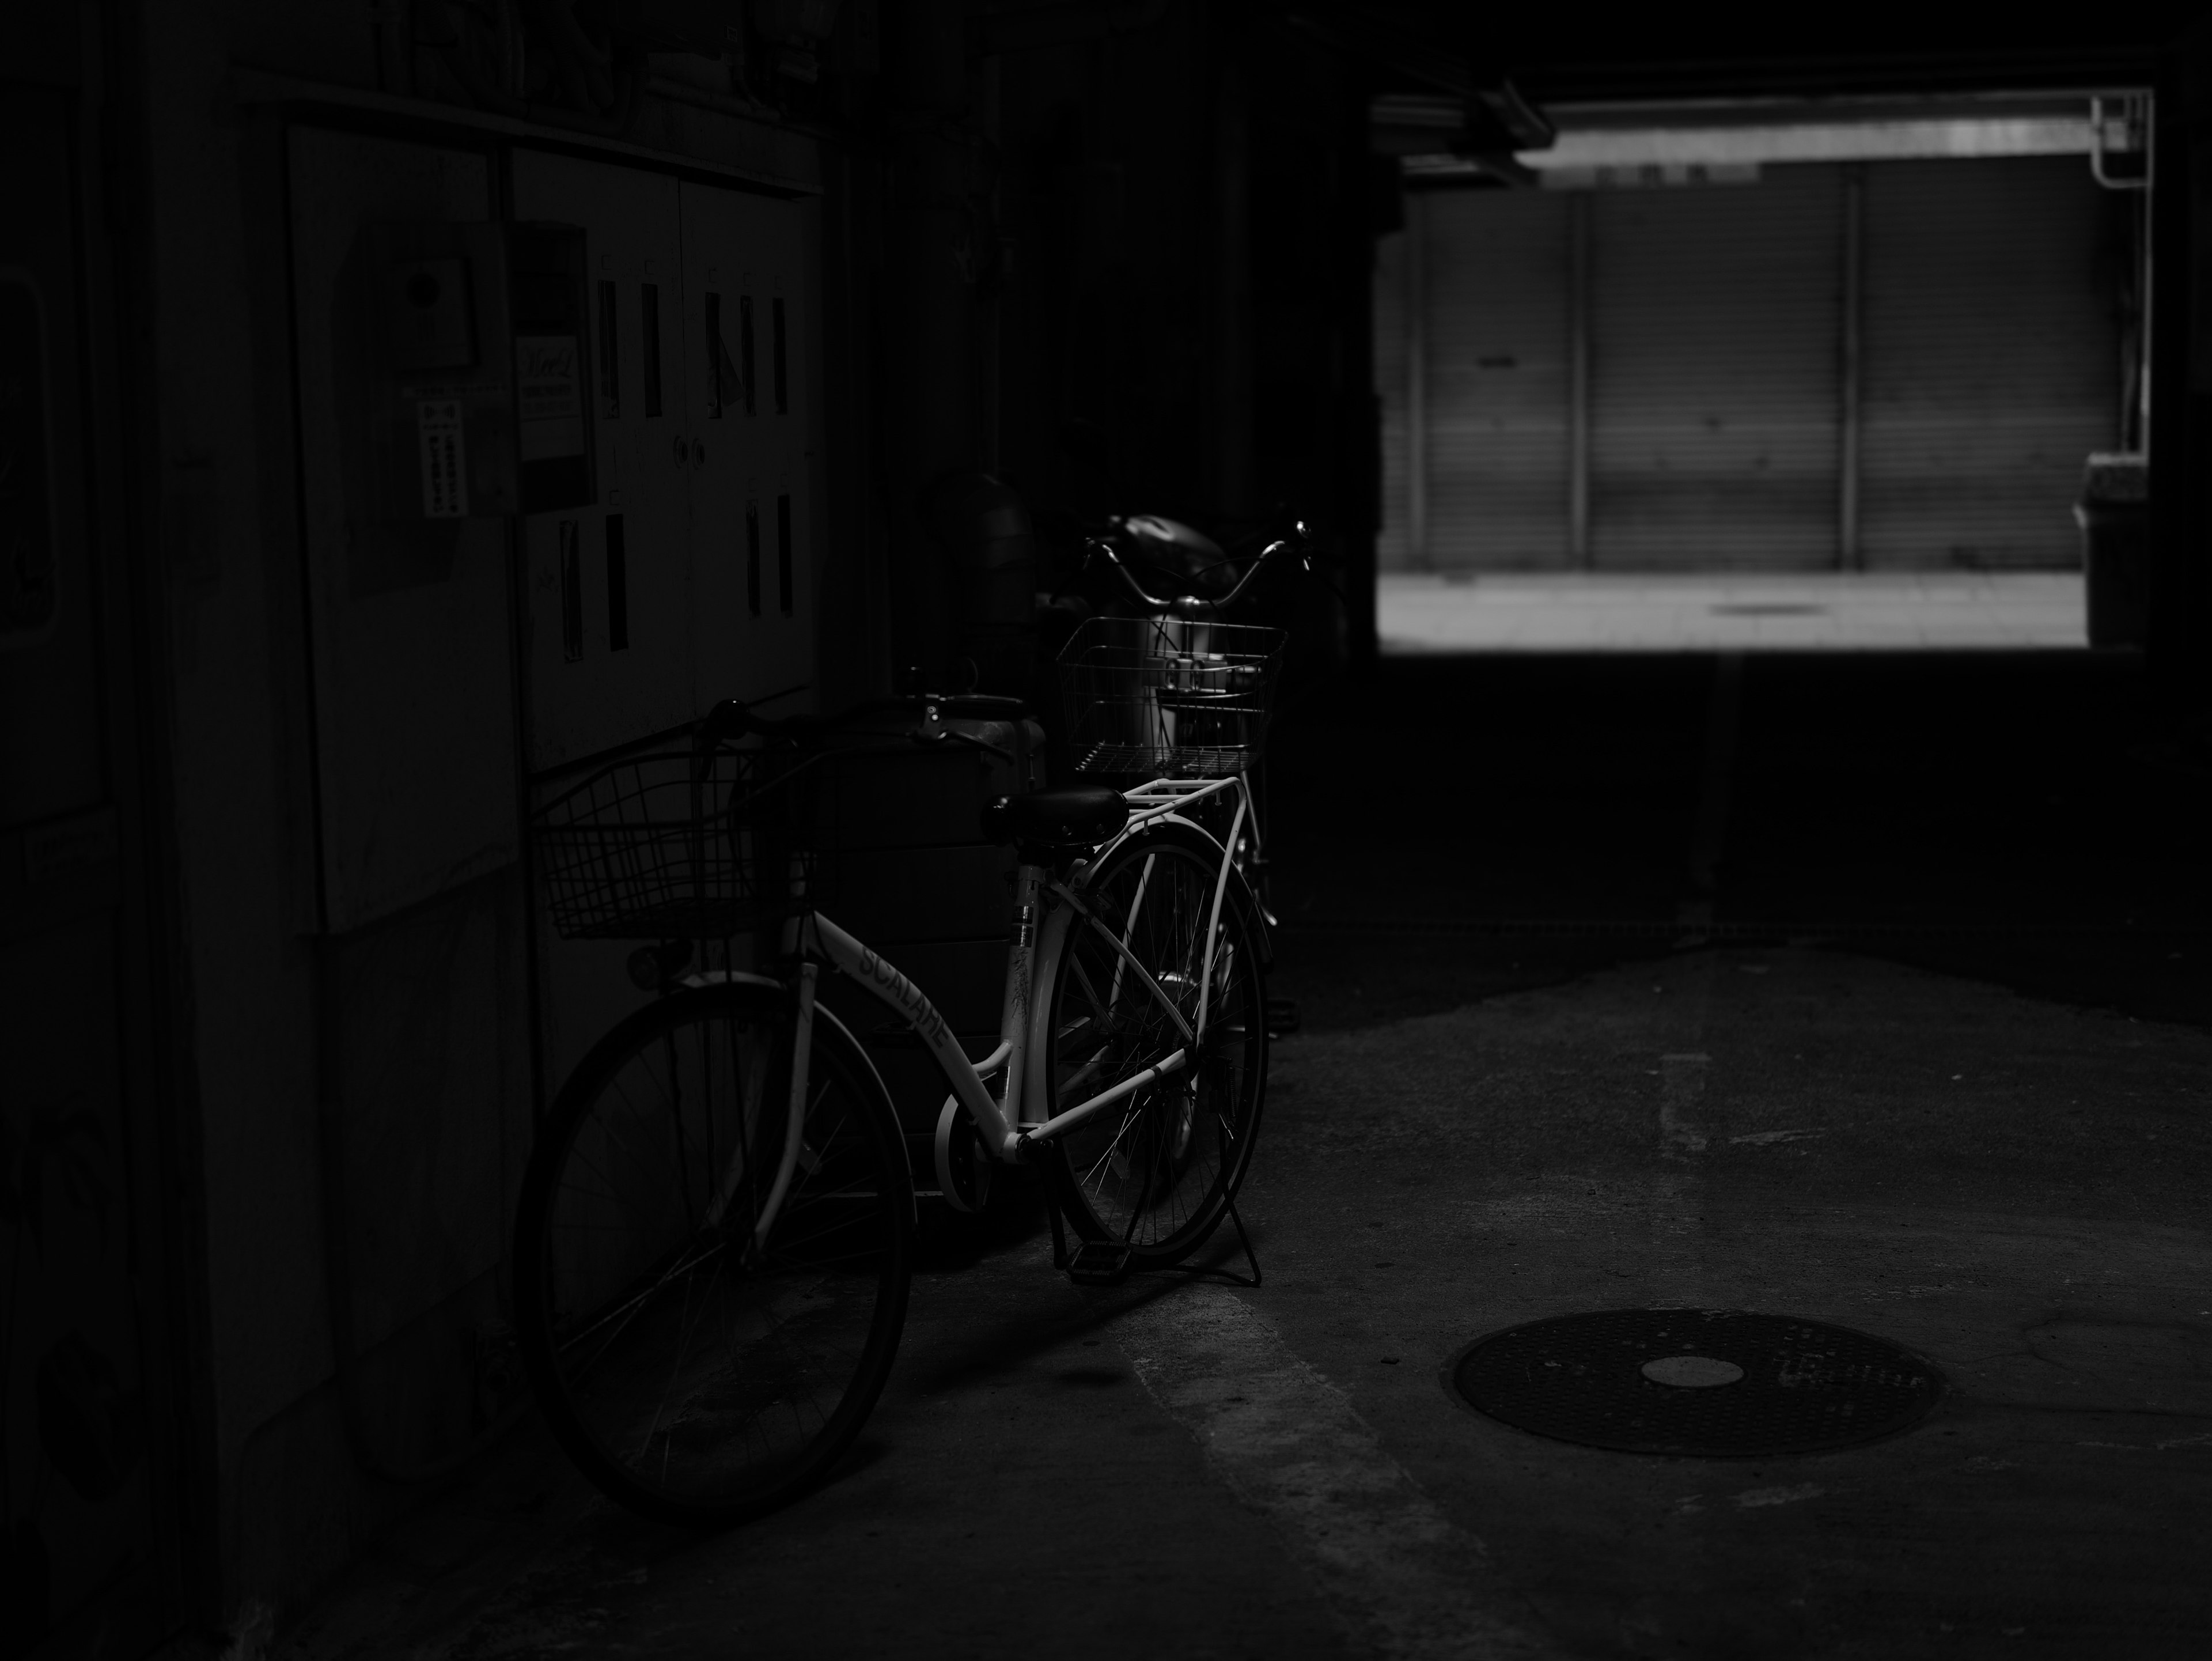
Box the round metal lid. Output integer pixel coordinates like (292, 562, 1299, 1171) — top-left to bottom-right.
(1449, 1308, 1945, 1457)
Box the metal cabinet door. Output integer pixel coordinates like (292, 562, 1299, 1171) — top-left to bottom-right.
(678, 181, 818, 714)
(510, 151, 696, 771)
(287, 127, 517, 932)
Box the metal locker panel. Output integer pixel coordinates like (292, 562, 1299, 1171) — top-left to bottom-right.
(509, 153, 700, 1119)
(1591, 168, 1843, 570)
(1423, 188, 1573, 570)
(323, 877, 527, 1351)
(679, 181, 819, 713)
(510, 151, 695, 770)
(287, 128, 516, 933)
(1859, 157, 2119, 570)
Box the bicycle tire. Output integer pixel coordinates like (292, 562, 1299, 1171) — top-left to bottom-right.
(514, 980, 914, 1527)
(1040, 820, 1268, 1267)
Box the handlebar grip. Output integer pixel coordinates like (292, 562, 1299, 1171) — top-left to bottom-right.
(1212, 536, 1302, 611)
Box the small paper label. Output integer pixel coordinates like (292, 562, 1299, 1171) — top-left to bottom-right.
(416, 399, 468, 518)
(24, 808, 119, 884)
(516, 334, 585, 461)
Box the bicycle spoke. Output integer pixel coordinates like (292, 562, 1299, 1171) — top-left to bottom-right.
(1076, 1100, 1148, 1191)
(520, 981, 911, 1523)
(1047, 828, 1264, 1265)
(565, 1235, 726, 1384)
(642, 1239, 719, 1469)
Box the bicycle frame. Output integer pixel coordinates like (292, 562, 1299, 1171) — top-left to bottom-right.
(725, 771, 1255, 1246)
(821, 773, 1253, 1149)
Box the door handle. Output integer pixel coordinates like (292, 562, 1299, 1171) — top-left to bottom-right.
(673, 435, 690, 465)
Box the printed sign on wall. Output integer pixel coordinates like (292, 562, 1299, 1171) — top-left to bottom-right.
(516, 335, 583, 463)
(415, 398, 468, 517)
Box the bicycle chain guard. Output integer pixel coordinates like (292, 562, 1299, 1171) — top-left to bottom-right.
(933, 1095, 995, 1214)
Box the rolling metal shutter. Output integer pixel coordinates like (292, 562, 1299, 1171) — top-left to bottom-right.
(1375, 156, 2119, 578)
(1859, 157, 2119, 570)
(1373, 224, 1410, 569)
(1590, 167, 1842, 570)
(1421, 188, 1571, 568)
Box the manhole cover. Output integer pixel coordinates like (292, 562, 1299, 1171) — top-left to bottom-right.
(1449, 1309, 1944, 1457)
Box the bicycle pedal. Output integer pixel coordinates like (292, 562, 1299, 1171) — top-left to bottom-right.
(1065, 1241, 1134, 1285)
(1265, 997, 1302, 1037)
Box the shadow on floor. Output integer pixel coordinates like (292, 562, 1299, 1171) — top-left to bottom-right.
(1265, 649, 2212, 1032)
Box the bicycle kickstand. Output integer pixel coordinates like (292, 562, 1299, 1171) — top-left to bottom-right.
(1217, 1185, 1262, 1288)
(1046, 1183, 1071, 1272)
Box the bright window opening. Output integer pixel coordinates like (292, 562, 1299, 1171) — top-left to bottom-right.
(1372, 92, 2150, 652)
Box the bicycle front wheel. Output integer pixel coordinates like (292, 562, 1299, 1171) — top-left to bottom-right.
(1042, 822, 1268, 1267)
(514, 980, 913, 1526)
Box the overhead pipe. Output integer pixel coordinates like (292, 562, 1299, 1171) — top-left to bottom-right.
(2091, 94, 2150, 190)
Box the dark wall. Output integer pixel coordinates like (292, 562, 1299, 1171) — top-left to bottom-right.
(994, 6, 1233, 523)
(839, 2, 1374, 690)
(1474, 6, 2206, 99)
(2151, 25, 2212, 712)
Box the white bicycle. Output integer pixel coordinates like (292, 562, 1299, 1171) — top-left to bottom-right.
(510, 551, 1293, 1524)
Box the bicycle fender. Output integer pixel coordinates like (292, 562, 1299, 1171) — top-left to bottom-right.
(1092, 808, 1226, 868)
(676, 967, 918, 1217)
(1025, 818, 1267, 1119)
(1090, 812, 1273, 969)
(1022, 897, 1078, 1128)
(933, 1095, 995, 1213)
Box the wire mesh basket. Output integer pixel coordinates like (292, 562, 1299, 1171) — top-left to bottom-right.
(533, 743, 835, 940)
(1058, 615, 1285, 778)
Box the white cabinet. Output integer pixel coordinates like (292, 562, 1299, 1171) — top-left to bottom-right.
(509, 152, 821, 1091)
(510, 153, 820, 774)
(287, 128, 516, 933)
(512, 155, 690, 765)
(678, 180, 815, 716)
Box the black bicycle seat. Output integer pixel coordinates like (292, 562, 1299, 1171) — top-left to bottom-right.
(982, 786, 1128, 850)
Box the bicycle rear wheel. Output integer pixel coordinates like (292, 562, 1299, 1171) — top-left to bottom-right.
(514, 980, 913, 1526)
(1041, 822, 1267, 1267)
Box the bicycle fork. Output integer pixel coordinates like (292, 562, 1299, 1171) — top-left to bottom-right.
(706, 959, 819, 1260)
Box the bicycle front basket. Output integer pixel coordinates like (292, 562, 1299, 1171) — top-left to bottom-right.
(532, 744, 834, 940)
(1056, 614, 1285, 778)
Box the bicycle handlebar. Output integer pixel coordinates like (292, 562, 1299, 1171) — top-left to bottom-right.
(1083, 524, 1310, 619)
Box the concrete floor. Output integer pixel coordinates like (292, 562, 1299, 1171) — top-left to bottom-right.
(1377, 573, 2086, 653)
(271, 651, 2212, 1661)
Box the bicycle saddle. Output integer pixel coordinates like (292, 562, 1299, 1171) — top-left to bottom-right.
(982, 786, 1128, 850)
